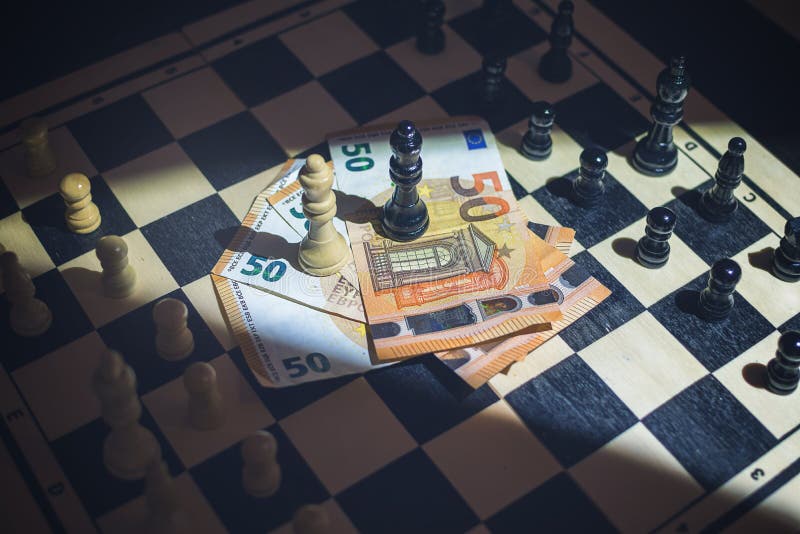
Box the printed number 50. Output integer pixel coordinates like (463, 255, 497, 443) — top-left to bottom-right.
(239, 255, 286, 282)
(341, 143, 374, 172)
(283, 353, 332, 378)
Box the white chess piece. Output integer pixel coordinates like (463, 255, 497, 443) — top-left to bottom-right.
(241, 431, 281, 497)
(1, 251, 52, 337)
(183, 362, 225, 430)
(292, 504, 329, 534)
(92, 349, 161, 479)
(59, 172, 101, 234)
(153, 298, 194, 361)
(297, 154, 349, 277)
(145, 460, 180, 533)
(96, 235, 136, 298)
(20, 117, 56, 178)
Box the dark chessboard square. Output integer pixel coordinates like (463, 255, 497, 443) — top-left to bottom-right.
(555, 83, 650, 151)
(97, 288, 224, 394)
(0, 178, 17, 219)
(337, 448, 478, 533)
(180, 112, 285, 190)
(67, 94, 173, 172)
(190, 423, 327, 534)
(294, 141, 331, 163)
(531, 169, 648, 249)
(342, 0, 418, 48)
(487, 472, 615, 533)
(666, 183, 772, 265)
(506, 354, 637, 467)
(557, 251, 645, 352)
(365, 354, 498, 443)
(319, 52, 425, 124)
(649, 270, 774, 372)
(780, 311, 800, 334)
(22, 175, 136, 265)
(507, 172, 528, 200)
(0, 269, 93, 372)
(643, 375, 775, 491)
(432, 70, 535, 133)
(448, 2, 548, 58)
(141, 195, 239, 286)
(213, 36, 312, 107)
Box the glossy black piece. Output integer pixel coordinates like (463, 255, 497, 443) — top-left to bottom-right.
(632, 56, 691, 176)
(538, 0, 574, 83)
(572, 147, 607, 207)
(767, 330, 800, 395)
(382, 121, 429, 242)
(699, 137, 746, 222)
(480, 55, 507, 107)
(636, 206, 676, 269)
(416, 0, 445, 55)
(698, 258, 741, 322)
(520, 101, 555, 160)
(773, 217, 800, 282)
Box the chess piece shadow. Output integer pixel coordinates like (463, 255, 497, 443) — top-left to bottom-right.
(611, 237, 637, 260)
(213, 226, 240, 250)
(670, 185, 689, 199)
(218, 227, 303, 272)
(742, 362, 768, 389)
(421, 354, 476, 400)
(60, 266, 101, 294)
(674, 288, 701, 317)
(747, 247, 775, 273)
(333, 190, 379, 225)
(544, 174, 575, 201)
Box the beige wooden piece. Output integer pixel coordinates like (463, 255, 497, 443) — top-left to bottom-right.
(241, 430, 281, 497)
(183, 362, 225, 431)
(20, 117, 56, 177)
(153, 298, 194, 361)
(1, 251, 52, 337)
(59, 172, 101, 234)
(96, 235, 137, 299)
(145, 460, 180, 532)
(292, 504, 329, 534)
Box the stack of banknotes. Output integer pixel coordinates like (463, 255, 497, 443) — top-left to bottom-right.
(211, 117, 610, 389)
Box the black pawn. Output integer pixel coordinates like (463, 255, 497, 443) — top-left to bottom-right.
(698, 258, 741, 322)
(520, 102, 555, 160)
(773, 217, 800, 282)
(572, 148, 607, 207)
(480, 55, 507, 107)
(632, 56, 691, 176)
(382, 120, 429, 242)
(636, 207, 676, 269)
(416, 0, 445, 55)
(538, 0, 574, 83)
(699, 137, 746, 222)
(767, 331, 800, 395)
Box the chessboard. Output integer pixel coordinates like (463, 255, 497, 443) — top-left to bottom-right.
(1, 0, 799, 533)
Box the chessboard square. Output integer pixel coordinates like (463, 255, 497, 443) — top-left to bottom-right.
(337, 448, 478, 533)
(557, 251, 646, 352)
(140, 194, 240, 286)
(555, 83, 650, 151)
(368, 95, 449, 126)
(212, 36, 313, 107)
(505, 354, 637, 468)
(387, 26, 482, 93)
(530, 168, 649, 249)
(269, 499, 358, 534)
(142, 354, 274, 468)
(190, 423, 328, 534)
(279, 11, 378, 77)
(294, 141, 331, 162)
(423, 400, 561, 519)
(179, 111, 285, 190)
(59, 229, 179, 328)
(319, 52, 425, 125)
(667, 182, 772, 265)
(643, 375, 776, 491)
(781, 311, 800, 334)
(102, 143, 215, 227)
(279, 377, 416, 494)
(342, 0, 418, 48)
(22, 175, 136, 265)
(182, 275, 236, 351)
(486, 472, 616, 533)
(723, 470, 800, 533)
(488, 335, 577, 398)
(713, 332, 800, 439)
(67, 94, 173, 172)
(648, 271, 775, 372)
(365, 355, 498, 443)
(142, 67, 245, 139)
(580, 311, 708, 418)
(251, 81, 355, 157)
(0, 211, 56, 286)
(0, 126, 97, 208)
(217, 163, 286, 220)
(0, 179, 15, 219)
(12, 332, 105, 441)
(97, 288, 224, 394)
(0, 268, 93, 372)
(509, 43, 599, 106)
(570, 423, 704, 533)
(448, 2, 548, 57)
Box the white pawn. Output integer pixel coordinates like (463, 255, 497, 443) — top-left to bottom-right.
(292, 504, 329, 534)
(92, 349, 161, 479)
(20, 117, 56, 178)
(96, 235, 137, 298)
(241, 431, 281, 497)
(1, 251, 52, 337)
(184, 362, 225, 430)
(145, 460, 180, 533)
(60, 173, 101, 234)
(153, 298, 194, 361)
(297, 155, 349, 277)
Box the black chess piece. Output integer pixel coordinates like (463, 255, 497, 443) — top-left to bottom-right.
(572, 148, 607, 207)
(773, 217, 800, 282)
(698, 258, 741, 322)
(766, 331, 800, 395)
(480, 55, 507, 107)
(381, 120, 429, 242)
(416, 0, 445, 55)
(636, 207, 676, 269)
(538, 0, 574, 83)
(632, 56, 691, 176)
(520, 101, 555, 160)
(699, 137, 746, 222)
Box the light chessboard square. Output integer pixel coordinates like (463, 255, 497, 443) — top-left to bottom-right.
(181, 275, 237, 351)
(368, 95, 448, 127)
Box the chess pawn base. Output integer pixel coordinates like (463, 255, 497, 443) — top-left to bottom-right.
(631, 136, 678, 177)
(243, 464, 282, 498)
(417, 29, 444, 55)
(66, 201, 102, 234)
(157, 332, 195, 361)
(381, 200, 429, 242)
(103, 266, 137, 299)
(773, 246, 800, 283)
(766, 358, 798, 395)
(103, 424, 161, 480)
(698, 191, 737, 223)
(520, 132, 552, 160)
(635, 240, 670, 269)
(298, 230, 349, 277)
(10, 298, 52, 337)
(538, 50, 572, 83)
(697, 290, 733, 322)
